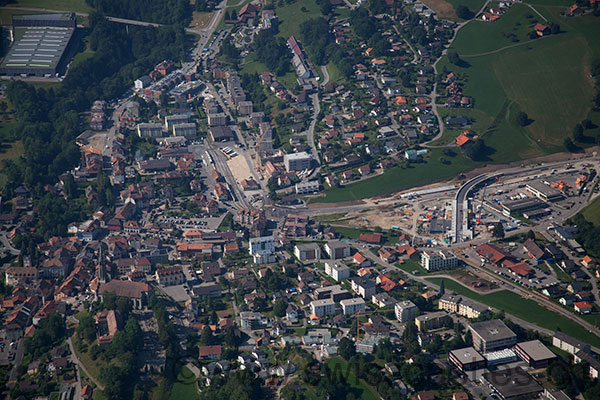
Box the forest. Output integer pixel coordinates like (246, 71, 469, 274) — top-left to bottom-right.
(85, 0, 193, 25)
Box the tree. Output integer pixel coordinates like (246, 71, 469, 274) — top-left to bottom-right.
(273, 298, 287, 318)
(564, 137, 577, 152)
(448, 51, 460, 65)
(550, 23, 560, 35)
(439, 279, 445, 295)
(77, 312, 97, 342)
(224, 10, 230, 20)
(199, 326, 214, 346)
(526, 230, 535, 240)
(492, 222, 505, 238)
(516, 112, 528, 126)
(456, 5, 473, 19)
(582, 119, 594, 129)
(0, 101, 7, 114)
(224, 326, 239, 348)
(573, 123, 584, 142)
(160, 91, 169, 108)
(230, 10, 237, 20)
(338, 337, 356, 360)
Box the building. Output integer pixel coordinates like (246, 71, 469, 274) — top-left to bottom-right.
(325, 262, 350, 282)
(135, 75, 151, 89)
(482, 367, 543, 399)
(294, 243, 321, 261)
(198, 345, 222, 360)
(553, 331, 591, 355)
(172, 122, 196, 138)
(324, 241, 351, 259)
(98, 280, 150, 309)
(0, 13, 77, 77)
(310, 299, 336, 317)
(95, 310, 120, 346)
(284, 152, 312, 171)
(137, 123, 164, 138)
(526, 182, 564, 202)
(501, 197, 546, 216)
(164, 114, 188, 130)
(208, 112, 227, 127)
(439, 294, 490, 319)
(395, 300, 419, 322)
(415, 311, 448, 332)
(469, 319, 517, 352)
(249, 236, 276, 264)
(340, 297, 366, 315)
(574, 349, 600, 379)
(449, 347, 486, 371)
(514, 340, 556, 368)
(421, 250, 458, 271)
(351, 277, 377, 299)
(295, 181, 320, 195)
(155, 266, 185, 286)
(313, 285, 352, 302)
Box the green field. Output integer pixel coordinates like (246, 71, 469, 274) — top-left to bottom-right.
(426, 278, 600, 347)
(169, 367, 199, 400)
(312, 148, 478, 203)
(240, 53, 298, 90)
(324, 358, 380, 400)
(10, 0, 92, 13)
(581, 195, 600, 226)
(275, 0, 321, 39)
(442, 6, 600, 156)
(396, 259, 429, 275)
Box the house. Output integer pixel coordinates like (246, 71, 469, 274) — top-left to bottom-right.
(353, 252, 372, 268)
(524, 239, 546, 263)
(582, 255, 596, 268)
(534, 23, 551, 36)
(359, 232, 383, 244)
(156, 266, 185, 286)
(351, 277, 377, 299)
(574, 301, 593, 314)
(199, 345, 222, 360)
(324, 241, 351, 259)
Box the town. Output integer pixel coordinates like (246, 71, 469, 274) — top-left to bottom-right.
(0, 0, 599, 399)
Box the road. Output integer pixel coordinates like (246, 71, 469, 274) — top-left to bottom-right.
(67, 337, 105, 390)
(7, 338, 24, 391)
(451, 174, 490, 243)
(320, 65, 330, 87)
(355, 241, 600, 352)
(307, 93, 321, 176)
(0, 232, 19, 255)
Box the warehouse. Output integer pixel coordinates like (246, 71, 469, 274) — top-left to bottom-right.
(482, 367, 543, 399)
(0, 13, 77, 77)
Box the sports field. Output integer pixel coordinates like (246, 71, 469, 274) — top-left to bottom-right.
(426, 278, 600, 347)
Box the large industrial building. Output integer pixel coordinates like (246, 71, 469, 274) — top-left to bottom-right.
(0, 13, 77, 77)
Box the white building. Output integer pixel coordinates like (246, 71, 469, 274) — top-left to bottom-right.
(164, 114, 189, 130)
(310, 299, 336, 317)
(395, 300, 419, 322)
(421, 250, 458, 271)
(249, 236, 276, 264)
(324, 262, 350, 282)
(137, 123, 164, 138)
(295, 181, 320, 195)
(294, 243, 321, 261)
(134, 75, 151, 89)
(324, 241, 351, 259)
(284, 152, 312, 171)
(172, 122, 196, 138)
(340, 297, 365, 315)
(155, 266, 185, 286)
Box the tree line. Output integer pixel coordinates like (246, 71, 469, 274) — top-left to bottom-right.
(85, 0, 193, 25)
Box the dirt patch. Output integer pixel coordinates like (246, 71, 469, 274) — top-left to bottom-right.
(189, 11, 215, 29)
(421, 0, 457, 19)
(307, 199, 365, 209)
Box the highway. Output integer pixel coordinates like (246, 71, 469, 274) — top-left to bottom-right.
(451, 174, 490, 243)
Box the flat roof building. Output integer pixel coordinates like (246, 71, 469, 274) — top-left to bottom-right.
(482, 367, 543, 399)
(515, 340, 556, 368)
(526, 181, 564, 202)
(340, 297, 365, 315)
(469, 319, 517, 353)
(0, 13, 77, 77)
(449, 347, 486, 371)
(284, 152, 312, 172)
